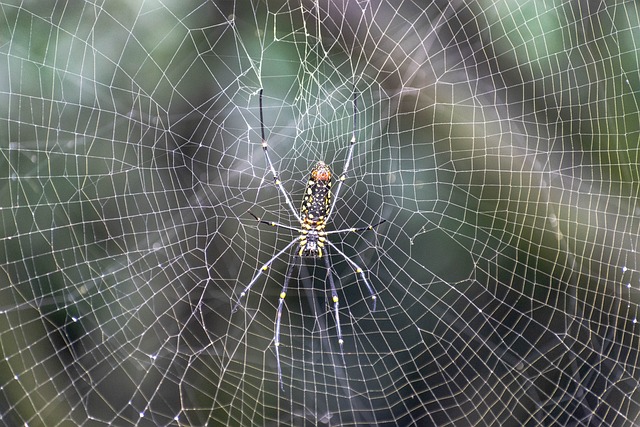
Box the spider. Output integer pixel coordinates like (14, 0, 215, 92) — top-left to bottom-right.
(233, 89, 385, 389)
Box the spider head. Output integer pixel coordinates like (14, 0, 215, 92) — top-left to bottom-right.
(303, 239, 319, 256)
(298, 229, 325, 257)
(311, 161, 331, 182)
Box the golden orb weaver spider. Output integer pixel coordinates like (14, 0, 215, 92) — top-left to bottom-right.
(233, 89, 385, 389)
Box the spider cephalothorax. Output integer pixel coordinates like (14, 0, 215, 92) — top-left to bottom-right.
(233, 89, 385, 389)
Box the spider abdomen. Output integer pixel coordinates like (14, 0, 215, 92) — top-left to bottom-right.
(301, 160, 332, 224)
(299, 161, 332, 257)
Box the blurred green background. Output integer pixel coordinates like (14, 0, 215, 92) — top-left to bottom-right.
(1, 1, 640, 425)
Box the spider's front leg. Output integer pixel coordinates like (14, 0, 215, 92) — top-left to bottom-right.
(257, 89, 303, 225)
(325, 90, 358, 223)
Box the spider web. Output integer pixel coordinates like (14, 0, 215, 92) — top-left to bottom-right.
(1, 0, 640, 425)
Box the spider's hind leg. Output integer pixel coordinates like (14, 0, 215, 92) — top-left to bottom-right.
(322, 251, 346, 364)
(232, 239, 298, 313)
(274, 254, 297, 390)
(325, 240, 378, 312)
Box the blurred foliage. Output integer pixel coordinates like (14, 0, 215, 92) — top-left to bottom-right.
(1, 0, 640, 425)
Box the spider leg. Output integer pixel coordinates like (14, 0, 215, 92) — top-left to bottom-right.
(274, 254, 297, 390)
(247, 211, 300, 233)
(232, 238, 299, 313)
(325, 90, 358, 223)
(324, 219, 386, 235)
(325, 240, 377, 311)
(258, 89, 302, 224)
(322, 250, 345, 362)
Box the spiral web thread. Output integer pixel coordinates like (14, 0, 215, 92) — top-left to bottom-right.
(1, 1, 640, 425)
